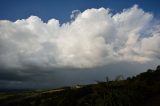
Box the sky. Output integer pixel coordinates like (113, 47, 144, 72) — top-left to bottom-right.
(0, 0, 160, 89)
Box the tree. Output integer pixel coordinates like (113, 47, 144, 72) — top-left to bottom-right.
(156, 65, 160, 71)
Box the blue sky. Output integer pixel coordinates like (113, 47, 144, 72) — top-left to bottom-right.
(0, 0, 160, 23)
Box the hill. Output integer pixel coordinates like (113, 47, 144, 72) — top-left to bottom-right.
(0, 65, 160, 106)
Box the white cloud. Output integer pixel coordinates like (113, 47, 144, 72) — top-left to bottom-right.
(0, 5, 160, 69)
(70, 10, 81, 20)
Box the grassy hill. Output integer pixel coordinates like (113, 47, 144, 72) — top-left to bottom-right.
(0, 65, 160, 106)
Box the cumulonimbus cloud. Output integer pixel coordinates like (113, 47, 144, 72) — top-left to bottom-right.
(0, 5, 160, 69)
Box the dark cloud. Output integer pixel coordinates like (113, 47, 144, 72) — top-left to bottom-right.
(0, 61, 159, 89)
(0, 5, 160, 89)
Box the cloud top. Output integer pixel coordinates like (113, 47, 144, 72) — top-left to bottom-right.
(0, 5, 160, 69)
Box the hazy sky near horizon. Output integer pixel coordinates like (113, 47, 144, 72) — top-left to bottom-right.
(0, 0, 160, 89)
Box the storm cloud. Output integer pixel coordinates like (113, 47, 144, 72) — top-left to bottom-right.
(0, 5, 160, 88)
(0, 5, 160, 69)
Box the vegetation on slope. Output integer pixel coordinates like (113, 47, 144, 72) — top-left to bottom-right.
(0, 65, 160, 106)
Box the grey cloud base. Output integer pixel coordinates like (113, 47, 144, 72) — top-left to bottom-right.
(0, 5, 160, 89)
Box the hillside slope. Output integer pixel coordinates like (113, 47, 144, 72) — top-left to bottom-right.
(0, 66, 160, 106)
